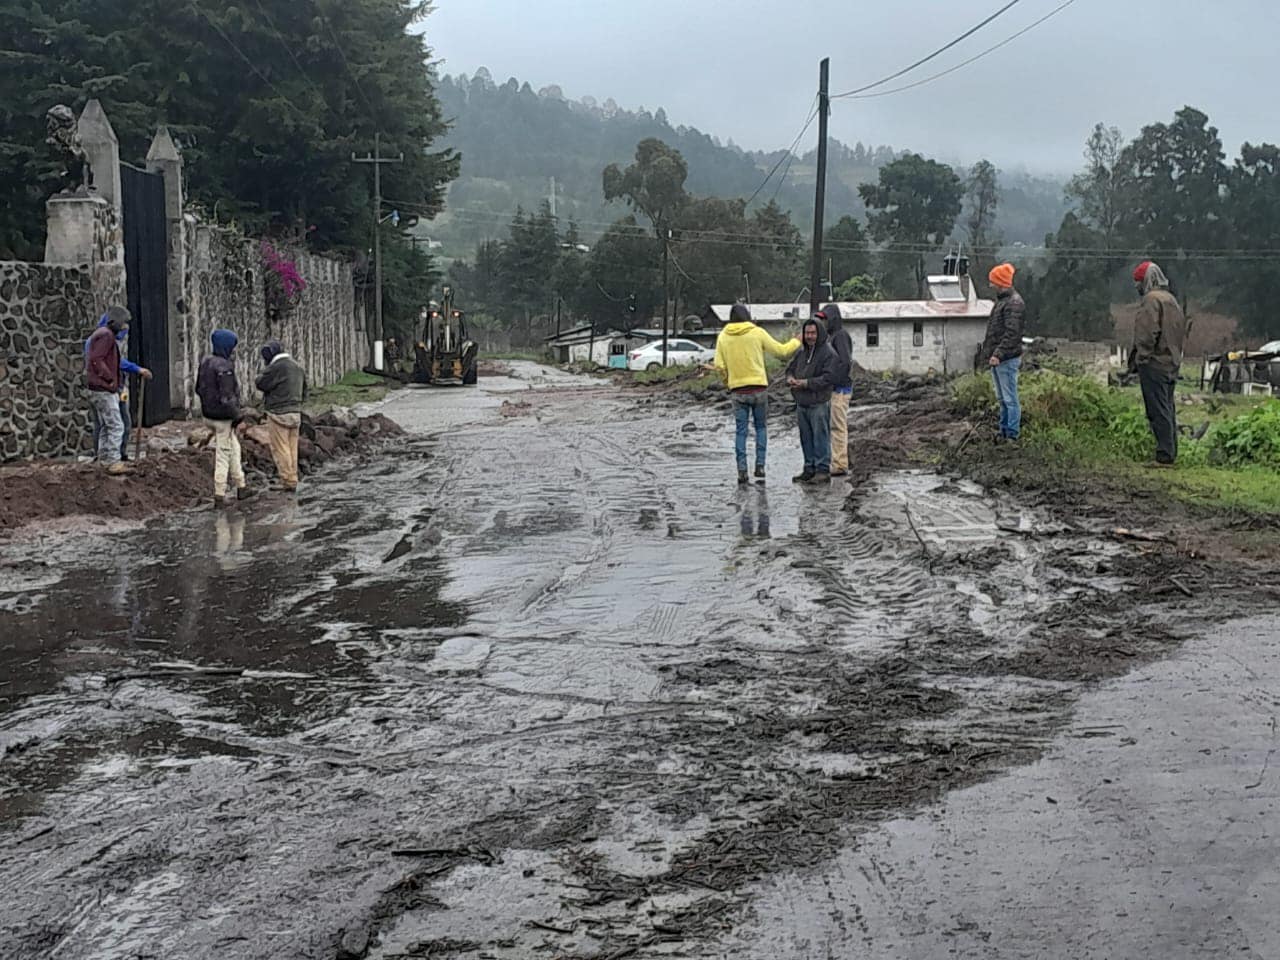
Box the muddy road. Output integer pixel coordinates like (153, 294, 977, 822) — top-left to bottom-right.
(2, 364, 1278, 959)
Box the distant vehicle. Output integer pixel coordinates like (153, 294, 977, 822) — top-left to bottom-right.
(628, 339, 714, 372)
(412, 287, 478, 386)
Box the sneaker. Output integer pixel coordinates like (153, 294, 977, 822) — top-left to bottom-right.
(236, 486, 258, 501)
(792, 471, 814, 484)
(812, 472, 831, 484)
(754, 465, 766, 480)
(738, 471, 749, 485)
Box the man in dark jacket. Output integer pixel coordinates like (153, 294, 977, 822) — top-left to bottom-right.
(1130, 261, 1188, 465)
(982, 263, 1026, 441)
(255, 340, 307, 492)
(196, 329, 254, 506)
(85, 313, 152, 462)
(819, 303, 854, 477)
(786, 317, 840, 484)
(84, 305, 132, 473)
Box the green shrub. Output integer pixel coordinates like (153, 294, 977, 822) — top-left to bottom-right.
(1206, 400, 1280, 467)
(950, 373, 996, 416)
(1105, 405, 1155, 460)
(1034, 352, 1088, 379)
(1021, 370, 1119, 430)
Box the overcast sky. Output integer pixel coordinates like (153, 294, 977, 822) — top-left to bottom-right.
(425, 0, 1277, 174)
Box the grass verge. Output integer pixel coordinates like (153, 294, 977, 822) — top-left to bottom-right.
(305, 370, 395, 413)
(951, 369, 1280, 516)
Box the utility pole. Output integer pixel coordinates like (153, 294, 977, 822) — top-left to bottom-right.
(549, 176, 557, 218)
(353, 132, 403, 370)
(662, 228, 671, 368)
(808, 58, 830, 318)
(743, 271, 752, 305)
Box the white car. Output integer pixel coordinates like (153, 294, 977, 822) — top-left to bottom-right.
(627, 339, 715, 371)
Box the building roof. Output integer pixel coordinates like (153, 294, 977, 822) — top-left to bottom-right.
(708, 298, 993, 323)
(543, 325, 627, 346)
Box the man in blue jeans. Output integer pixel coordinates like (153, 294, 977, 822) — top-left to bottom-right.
(713, 303, 802, 484)
(786, 317, 840, 484)
(983, 263, 1026, 442)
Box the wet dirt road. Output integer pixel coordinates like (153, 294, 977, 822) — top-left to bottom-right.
(2, 365, 1277, 959)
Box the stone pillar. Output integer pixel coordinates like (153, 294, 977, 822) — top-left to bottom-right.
(146, 126, 187, 411)
(77, 99, 122, 217)
(44, 194, 111, 265)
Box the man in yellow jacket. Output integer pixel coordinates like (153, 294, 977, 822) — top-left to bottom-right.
(713, 303, 802, 484)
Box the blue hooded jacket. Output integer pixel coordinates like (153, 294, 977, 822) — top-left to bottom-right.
(83, 314, 142, 395)
(196, 329, 242, 420)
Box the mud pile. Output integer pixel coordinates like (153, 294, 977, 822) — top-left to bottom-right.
(0, 409, 406, 534)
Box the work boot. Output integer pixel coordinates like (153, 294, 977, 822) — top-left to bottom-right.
(213, 494, 227, 508)
(106, 461, 131, 476)
(811, 472, 831, 484)
(793, 471, 814, 484)
(754, 465, 766, 480)
(737, 470, 749, 485)
(236, 486, 257, 501)
(830, 468, 849, 478)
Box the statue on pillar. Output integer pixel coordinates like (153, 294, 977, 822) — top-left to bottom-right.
(46, 104, 92, 195)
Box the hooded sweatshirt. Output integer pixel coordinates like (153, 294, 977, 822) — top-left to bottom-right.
(84, 314, 143, 398)
(821, 304, 854, 390)
(1133, 262, 1188, 376)
(712, 304, 802, 391)
(785, 319, 839, 407)
(255, 340, 308, 415)
(196, 329, 241, 420)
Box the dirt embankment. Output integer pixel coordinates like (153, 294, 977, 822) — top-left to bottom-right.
(0, 409, 405, 535)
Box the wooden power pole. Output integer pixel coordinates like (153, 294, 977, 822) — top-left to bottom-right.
(353, 133, 403, 370)
(809, 58, 830, 318)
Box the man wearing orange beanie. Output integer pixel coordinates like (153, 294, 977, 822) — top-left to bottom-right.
(982, 263, 1026, 441)
(1130, 260, 1188, 465)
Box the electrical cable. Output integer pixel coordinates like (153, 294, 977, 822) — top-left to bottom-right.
(744, 97, 819, 209)
(831, 0, 1026, 99)
(844, 0, 1080, 100)
(188, 0, 314, 123)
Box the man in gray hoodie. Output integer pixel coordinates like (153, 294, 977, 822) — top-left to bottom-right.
(785, 317, 840, 484)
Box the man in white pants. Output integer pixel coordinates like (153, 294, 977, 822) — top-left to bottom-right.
(196, 329, 256, 507)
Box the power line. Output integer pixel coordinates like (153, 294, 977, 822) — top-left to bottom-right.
(318, 7, 376, 117)
(188, 0, 314, 124)
(250, 0, 328, 106)
(845, 0, 1079, 100)
(831, 0, 1026, 99)
(745, 97, 819, 209)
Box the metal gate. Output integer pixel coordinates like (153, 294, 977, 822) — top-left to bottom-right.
(120, 164, 171, 425)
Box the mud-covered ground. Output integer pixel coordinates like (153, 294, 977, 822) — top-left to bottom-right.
(1, 364, 1278, 959)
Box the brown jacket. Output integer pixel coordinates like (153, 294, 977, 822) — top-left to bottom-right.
(1133, 281, 1187, 376)
(85, 326, 121, 393)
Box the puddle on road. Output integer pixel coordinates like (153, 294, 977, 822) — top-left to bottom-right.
(0, 396, 1211, 960)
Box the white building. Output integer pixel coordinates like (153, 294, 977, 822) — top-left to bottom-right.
(708, 275, 994, 375)
(543, 325, 631, 366)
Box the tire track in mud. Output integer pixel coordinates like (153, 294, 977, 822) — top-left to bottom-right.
(0, 390, 1272, 960)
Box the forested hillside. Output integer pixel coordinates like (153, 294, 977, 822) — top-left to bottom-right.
(431, 70, 1067, 256)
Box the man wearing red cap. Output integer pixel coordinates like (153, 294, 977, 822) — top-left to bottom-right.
(1130, 261, 1188, 465)
(982, 263, 1026, 441)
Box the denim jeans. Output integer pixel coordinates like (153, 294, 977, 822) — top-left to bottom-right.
(88, 391, 125, 464)
(91, 397, 131, 459)
(991, 356, 1022, 439)
(732, 391, 768, 472)
(797, 401, 832, 473)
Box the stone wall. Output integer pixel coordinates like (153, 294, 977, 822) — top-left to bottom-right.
(177, 220, 364, 415)
(0, 263, 104, 459)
